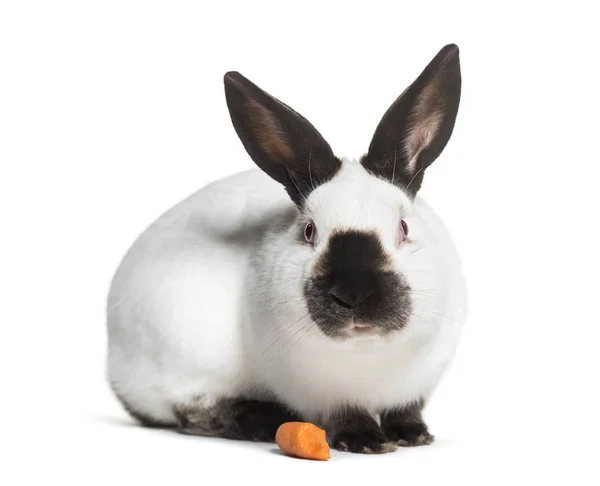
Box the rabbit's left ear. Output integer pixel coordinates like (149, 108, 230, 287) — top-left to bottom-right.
(362, 44, 461, 197)
(224, 71, 341, 208)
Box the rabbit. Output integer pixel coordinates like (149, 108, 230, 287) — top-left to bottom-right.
(106, 43, 467, 454)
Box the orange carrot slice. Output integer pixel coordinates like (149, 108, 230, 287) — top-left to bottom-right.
(275, 422, 331, 461)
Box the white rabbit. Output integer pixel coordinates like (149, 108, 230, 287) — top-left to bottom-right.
(107, 44, 467, 454)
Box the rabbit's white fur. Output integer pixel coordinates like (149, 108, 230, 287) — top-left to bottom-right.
(107, 159, 467, 424)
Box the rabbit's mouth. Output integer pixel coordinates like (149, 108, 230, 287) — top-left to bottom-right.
(346, 321, 382, 338)
(351, 322, 375, 333)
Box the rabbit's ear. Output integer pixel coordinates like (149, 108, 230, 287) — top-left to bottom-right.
(362, 44, 461, 197)
(224, 72, 341, 207)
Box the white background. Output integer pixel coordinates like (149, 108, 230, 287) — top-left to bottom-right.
(1, 1, 599, 484)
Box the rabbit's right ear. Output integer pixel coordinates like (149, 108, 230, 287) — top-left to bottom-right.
(361, 44, 461, 197)
(224, 72, 341, 207)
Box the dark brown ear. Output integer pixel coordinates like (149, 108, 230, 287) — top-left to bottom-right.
(224, 72, 341, 207)
(361, 44, 461, 197)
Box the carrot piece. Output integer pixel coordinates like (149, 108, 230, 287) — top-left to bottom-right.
(275, 422, 331, 461)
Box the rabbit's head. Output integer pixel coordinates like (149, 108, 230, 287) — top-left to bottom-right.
(225, 44, 461, 340)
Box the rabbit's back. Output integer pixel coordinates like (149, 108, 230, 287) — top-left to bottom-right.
(106, 168, 290, 424)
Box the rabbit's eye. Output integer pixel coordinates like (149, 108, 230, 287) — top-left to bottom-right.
(304, 222, 316, 245)
(399, 219, 409, 243)
(401, 219, 409, 236)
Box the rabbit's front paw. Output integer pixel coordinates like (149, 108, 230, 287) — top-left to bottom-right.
(381, 402, 434, 447)
(333, 428, 397, 454)
(329, 408, 397, 454)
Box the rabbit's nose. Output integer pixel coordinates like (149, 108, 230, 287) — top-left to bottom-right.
(328, 283, 374, 309)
